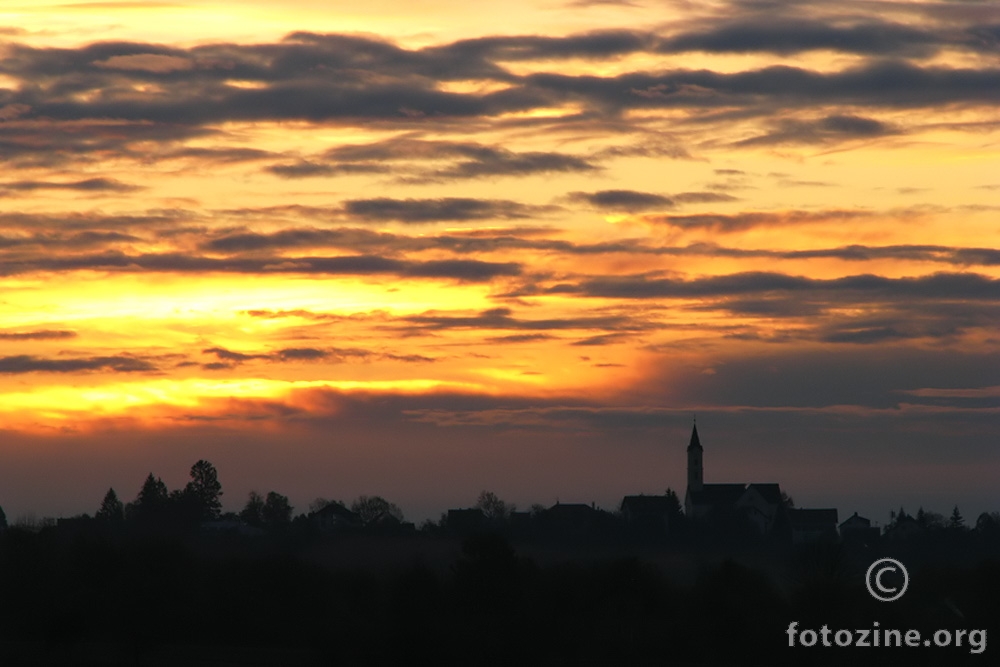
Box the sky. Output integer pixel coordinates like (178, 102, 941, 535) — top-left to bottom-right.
(0, 0, 998, 524)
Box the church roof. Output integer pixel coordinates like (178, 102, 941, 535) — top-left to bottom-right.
(687, 422, 702, 451)
(687, 483, 746, 508)
(745, 483, 783, 505)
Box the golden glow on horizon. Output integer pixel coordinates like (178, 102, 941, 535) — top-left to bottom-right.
(0, 377, 489, 428)
(0, 0, 998, 437)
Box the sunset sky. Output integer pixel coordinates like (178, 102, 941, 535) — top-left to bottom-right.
(1, 0, 998, 524)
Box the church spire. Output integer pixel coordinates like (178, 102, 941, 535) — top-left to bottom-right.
(687, 420, 702, 451)
(687, 420, 703, 492)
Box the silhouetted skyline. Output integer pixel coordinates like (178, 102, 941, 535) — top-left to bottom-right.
(1, 1, 998, 526)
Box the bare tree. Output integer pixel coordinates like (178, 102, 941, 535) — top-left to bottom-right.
(240, 491, 265, 527)
(476, 490, 514, 521)
(350, 495, 403, 525)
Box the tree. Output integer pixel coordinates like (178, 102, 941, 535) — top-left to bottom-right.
(0, 504, 6, 530)
(780, 491, 794, 508)
(96, 488, 124, 523)
(949, 506, 965, 530)
(132, 472, 169, 523)
(185, 459, 223, 520)
(889, 507, 909, 529)
(916, 506, 944, 530)
(240, 491, 265, 527)
(475, 490, 513, 522)
(167, 487, 204, 528)
(664, 488, 682, 516)
(975, 512, 1000, 534)
(262, 492, 293, 528)
(663, 487, 685, 528)
(350, 495, 403, 525)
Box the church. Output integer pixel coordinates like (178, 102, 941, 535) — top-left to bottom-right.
(617, 421, 839, 541)
(683, 421, 788, 535)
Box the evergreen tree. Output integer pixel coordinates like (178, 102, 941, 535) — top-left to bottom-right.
(0, 503, 6, 530)
(96, 487, 125, 522)
(949, 506, 965, 530)
(133, 472, 169, 523)
(184, 459, 223, 520)
(664, 488, 682, 515)
(664, 487, 684, 525)
(916, 506, 944, 530)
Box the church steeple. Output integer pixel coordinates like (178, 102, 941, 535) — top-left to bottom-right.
(687, 420, 703, 492)
(687, 420, 702, 452)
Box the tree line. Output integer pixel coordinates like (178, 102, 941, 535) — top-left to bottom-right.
(58, 459, 408, 534)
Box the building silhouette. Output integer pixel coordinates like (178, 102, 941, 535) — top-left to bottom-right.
(683, 421, 838, 539)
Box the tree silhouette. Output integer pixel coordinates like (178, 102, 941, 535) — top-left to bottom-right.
(0, 503, 6, 530)
(185, 459, 223, 520)
(132, 473, 169, 523)
(949, 506, 965, 530)
(96, 488, 124, 523)
(916, 506, 944, 530)
(664, 488, 682, 515)
(240, 491, 265, 527)
(475, 490, 513, 521)
(262, 492, 292, 528)
(664, 487, 685, 531)
(351, 495, 403, 525)
(976, 512, 1000, 534)
(888, 506, 909, 528)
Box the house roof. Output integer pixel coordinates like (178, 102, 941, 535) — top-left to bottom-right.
(621, 495, 675, 515)
(840, 512, 871, 529)
(546, 502, 596, 516)
(688, 483, 746, 507)
(447, 507, 487, 523)
(314, 502, 360, 522)
(370, 511, 402, 526)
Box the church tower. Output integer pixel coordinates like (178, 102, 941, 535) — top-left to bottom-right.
(687, 420, 703, 493)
